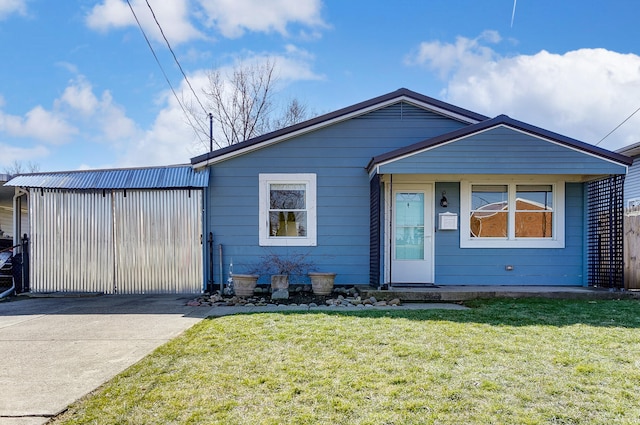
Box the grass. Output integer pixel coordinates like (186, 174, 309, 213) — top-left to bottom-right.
(52, 299, 640, 424)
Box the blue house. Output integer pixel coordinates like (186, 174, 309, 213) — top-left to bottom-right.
(191, 88, 631, 289)
(617, 142, 640, 207)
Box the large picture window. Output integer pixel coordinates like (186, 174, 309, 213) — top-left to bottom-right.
(259, 174, 316, 246)
(461, 181, 564, 248)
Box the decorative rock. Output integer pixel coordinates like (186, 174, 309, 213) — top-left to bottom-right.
(363, 299, 372, 305)
(245, 303, 255, 307)
(187, 300, 201, 306)
(374, 301, 387, 306)
(389, 298, 401, 306)
(299, 303, 308, 308)
(365, 304, 374, 308)
(309, 302, 318, 307)
(369, 296, 377, 304)
(357, 304, 365, 308)
(271, 289, 289, 300)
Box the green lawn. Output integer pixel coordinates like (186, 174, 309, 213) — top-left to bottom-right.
(53, 299, 640, 424)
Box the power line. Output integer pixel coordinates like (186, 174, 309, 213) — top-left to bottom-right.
(124, 0, 208, 142)
(143, 0, 208, 115)
(596, 104, 640, 146)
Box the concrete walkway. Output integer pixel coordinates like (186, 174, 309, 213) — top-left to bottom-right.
(0, 295, 210, 425)
(0, 294, 467, 425)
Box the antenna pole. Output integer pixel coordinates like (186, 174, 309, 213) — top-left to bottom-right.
(209, 113, 213, 152)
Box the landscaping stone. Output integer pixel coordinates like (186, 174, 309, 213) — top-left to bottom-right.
(186, 286, 405, 310)
(271, 289, 289, 300)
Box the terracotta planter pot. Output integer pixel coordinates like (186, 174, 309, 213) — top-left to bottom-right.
(271, 274, 289, 290)
(309, 272, 336, 295)
(233, 274, 258, 297)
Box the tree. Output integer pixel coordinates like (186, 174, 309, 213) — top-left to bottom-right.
(187, 58, 312, 151)
(3, 160, 40, 176)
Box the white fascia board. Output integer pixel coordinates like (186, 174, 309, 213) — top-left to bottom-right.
(193, 96, 483, 169)
(373, 124, 628, 174)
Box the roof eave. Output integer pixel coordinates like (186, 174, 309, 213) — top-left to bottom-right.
(367, 115, 633, 173)
(191, 88, 489, 169)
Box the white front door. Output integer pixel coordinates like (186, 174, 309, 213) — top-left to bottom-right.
(391, 184, 434, 284)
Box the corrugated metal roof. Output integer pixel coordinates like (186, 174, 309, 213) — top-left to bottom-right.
(4, 165, 209, 189)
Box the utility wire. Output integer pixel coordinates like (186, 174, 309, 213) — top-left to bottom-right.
(125, 0, 208, 142)
(144, 0, 208, 115)
(596, 104, 640, 146)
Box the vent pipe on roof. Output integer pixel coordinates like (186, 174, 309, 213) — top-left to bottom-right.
(209, 112, 213, 152)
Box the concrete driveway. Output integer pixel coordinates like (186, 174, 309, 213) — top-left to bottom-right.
(0, 295, 210, 425)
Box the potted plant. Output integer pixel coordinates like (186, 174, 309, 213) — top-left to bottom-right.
(251, 251, 314, 290)
(308, 272, 337, 295)
(232, 274, 259, 297)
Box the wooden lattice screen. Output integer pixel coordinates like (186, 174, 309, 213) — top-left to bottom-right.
(587, 175, 625, 289)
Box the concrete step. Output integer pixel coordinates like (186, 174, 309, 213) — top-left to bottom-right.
(357, 285, 640, 302)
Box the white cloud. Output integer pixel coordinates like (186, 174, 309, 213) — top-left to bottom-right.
(0, 0, 26, 19)
(0, 143, 49, 168)
(86, 0, 203, 45)
(54, 76, 139, 143)
(0, 74, 140, 171)
(117, 94, 197, 167)
(58, 77, 99, 115)
(0, 106, 78, 144)
(116, 50, 322, 166)
(406, 31, 502, 79)
(198, 0, 325, 38)
(407, 33, 640, 150)
(86, 0, 325, 42)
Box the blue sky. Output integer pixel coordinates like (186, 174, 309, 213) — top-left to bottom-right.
(1, 0, 639, 171)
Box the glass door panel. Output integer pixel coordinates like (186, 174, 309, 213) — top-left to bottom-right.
(395, 192, 425, 260)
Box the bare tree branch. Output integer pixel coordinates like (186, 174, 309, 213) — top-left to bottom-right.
(3, 160, 41, 176)
(186, 58, 312, 151)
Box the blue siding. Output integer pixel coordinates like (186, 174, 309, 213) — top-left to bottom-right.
(207, 102, 467, 284)
(624, 157, 640, 205)
(433, 182, 585, 285)
(379, 127, 627, 175)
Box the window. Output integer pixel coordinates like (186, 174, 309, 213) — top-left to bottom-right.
(259, 174, 316, 246)
(461, 181, 564, 248)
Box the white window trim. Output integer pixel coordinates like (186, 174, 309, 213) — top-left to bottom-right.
(259, 173, 317, 246)
(460, 180, 565, 249)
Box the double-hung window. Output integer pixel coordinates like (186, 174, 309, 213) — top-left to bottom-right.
(259, 174, 317, 246)
(460, 181, 564, 248)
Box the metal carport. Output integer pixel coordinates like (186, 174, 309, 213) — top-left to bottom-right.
(5, 165, 209, 294)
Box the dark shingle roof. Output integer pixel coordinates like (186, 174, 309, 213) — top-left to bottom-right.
(367, 114, 633, 172)
(190, 88, 489, 168)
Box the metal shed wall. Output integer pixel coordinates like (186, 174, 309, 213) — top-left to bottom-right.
(29, 188, 203, 294)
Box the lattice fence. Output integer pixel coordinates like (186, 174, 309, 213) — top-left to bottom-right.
(587, 176, 625, 289)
